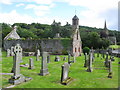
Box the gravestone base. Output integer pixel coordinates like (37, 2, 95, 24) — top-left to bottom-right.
(87, 68, 93, 72)
(108, 73, 112, 78)
(28, 67, 34, 69)
(9, 74, 32, 85)
(104, 61, 109, 67)
(61, 77, 73, 85)
(39, 69, 49, 76)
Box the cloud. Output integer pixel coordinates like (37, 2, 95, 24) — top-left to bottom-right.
(25, 4, 55, 16)
(16, 3, 24, 7)
(0, 0, 12, 4)
(0, 10, 54, 25)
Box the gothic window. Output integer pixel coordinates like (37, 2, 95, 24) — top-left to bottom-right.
(78, 47, 80, 52)
(75, 48, 77, 52)
(77, 31, 78, 40)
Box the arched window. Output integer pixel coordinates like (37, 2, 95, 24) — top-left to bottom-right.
(77, 31, 79, 40)
(78, 47, 80, 52)
(75, 48, 77, 52)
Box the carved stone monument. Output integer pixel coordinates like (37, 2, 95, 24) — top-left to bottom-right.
(39, 52, 49, 76)
(61, 62, 73, 85)
(28, 58, 34, 69)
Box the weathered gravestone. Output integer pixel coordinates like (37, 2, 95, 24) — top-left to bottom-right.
(108, 60, 112, 78)
(97, 49, 100, 57)
(110, 56, 115, 61)
(39, 52, 49, 76)
(61, 62, 73, 85)
(63, 57, 66, 61)
(73, 55, 76, 63)
(11, 44, 23, 72)
(87, 52, 93, 72)
(105, 52, 109, 67)
(9, 44, 31, 85)
(84, 53, 88, 67)
(54, 56, 60, 62)
(68, 54, 71, 64)
(10, 46, 14, 56)
(47, 55, 50, 63)
(36, 49, 40, 61)
(28, 58, 34, 69)
(7, 49, 10, 57)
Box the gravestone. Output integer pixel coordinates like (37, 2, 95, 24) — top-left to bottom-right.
(108, 60, 112, 78)
(84, 53, 88, 67)
(47, 55, 50, 63)
(10, 46, 14, 56)
(61, 62, 73, 85)
(73, 55, 76, 63)
(54, 56, 60, 62)
(39, 52, 49, 76)
(36, 49, 40, 61)
(9, 44, 31, 85)
(110, 56, 115, 61)
(63, 57, 66, 61)
(87, 52, 93, 72)
(105, 52, 109, 67)
(7, 49, 10, 57)
(68, 54, 71, 64)
(97, 49, 100, 57)
(28, 58, 34, 69)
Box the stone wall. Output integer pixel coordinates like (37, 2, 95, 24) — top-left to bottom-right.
(4, 39, 72, 54)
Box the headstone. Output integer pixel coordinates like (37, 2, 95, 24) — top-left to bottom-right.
(105, 52, 109, 67)
(54, 56, 60, 62)
(108, 60, 112, 78)
(73, 55, 76, 63)
(61, 62, 73, 85)
(47, 55, 50, 63)
(39, 52, 49, 76)
(36, 49, 40, 61)
(63, 57, 66, 61)
(110, 56, 115, 61)
(87, 52, 93, 72)
(28, 58, 34, 69)
(68, 54, 71, 64)
(10, 46, 14, 56)
(84, 53, 88, 67)
(7, 49, 10, 57)
(9, 44, 31, 85)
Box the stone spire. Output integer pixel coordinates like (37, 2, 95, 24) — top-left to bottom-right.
(104, 20, 109, 36)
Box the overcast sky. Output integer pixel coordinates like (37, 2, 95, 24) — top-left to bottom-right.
(0, 0, 118, 30)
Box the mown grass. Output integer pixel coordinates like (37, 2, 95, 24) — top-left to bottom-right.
(109, 45, 120, 49)
(1, 51, 119, 88)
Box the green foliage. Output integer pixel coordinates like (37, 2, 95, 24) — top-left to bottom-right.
(109, 45, 120, 49)
(83, 47, 90, 55)
(60, 38, 72, 49)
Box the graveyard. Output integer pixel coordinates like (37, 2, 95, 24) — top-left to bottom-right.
(1, 50, 118, 88)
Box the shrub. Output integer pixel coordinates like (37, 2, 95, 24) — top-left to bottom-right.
(83, 47, 90, 55)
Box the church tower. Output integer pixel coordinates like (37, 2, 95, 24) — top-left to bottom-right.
(70, 15, 82, 57)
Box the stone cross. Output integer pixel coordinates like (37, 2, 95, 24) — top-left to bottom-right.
(28, 58, 34, 69)
(54, 56, 60, 62)
(61, 62, 73, 85)
(39, 52, 49, 76)
(108, 60, 112, 78)
(36, 49, 40, 61)
(7, 49, 10, 57)
(84, 53, 88, 67)
(105, 52, 109, 67)
(87, 52, 93, 72)
(9, 44, 31, 85)
(47, 55, 50, 63)
(10, 46, 14, 56)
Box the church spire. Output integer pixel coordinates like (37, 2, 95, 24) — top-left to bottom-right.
(104, 20, 107, 30)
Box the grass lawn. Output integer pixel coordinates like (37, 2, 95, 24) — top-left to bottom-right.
(1, 51, 119, 88)
(109, 45, 120, 49)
